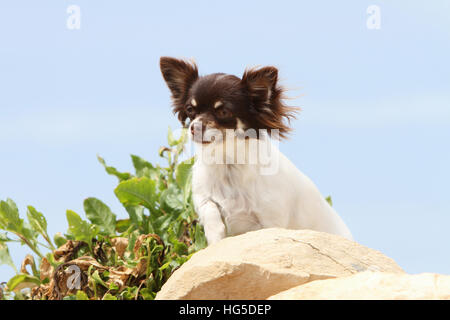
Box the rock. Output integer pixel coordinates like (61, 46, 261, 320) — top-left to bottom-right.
(268, 271, 450, 300)
(156, 228, 403, 300)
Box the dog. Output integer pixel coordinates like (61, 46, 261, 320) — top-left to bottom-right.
(160, 57, 353, 245)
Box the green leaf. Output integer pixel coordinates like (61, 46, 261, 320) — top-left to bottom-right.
(126, 206, 144, 227)
(0, 199, 38, 245)
(192, 223, 207, 252)
(66, 210, 97, 247)
(159, 260, 171, 271)
(175, 159, 194, 189)
(131, 155, 158, 179)
(120, 286, 138, 300)
(53, 232, 67, 247)
(168, 229, 188, 256)
(175, 158, 194, 204)
(76, 290, 89, 300)
(109, 282, 119, 291)
(102, 293, 118, 300)
(139, 288, 155, 300)
(160, 185, 184, 212)
(0, 242, 17, 272)
(91, 270, 108, 288)
(0, 200, 39, 249)
(0, 232, 12, 242)
(97, 155, 132, 182)
(45, 251, 59, 266)
(325, 196, 333, 206)
(168, 126, 188, 147)
(0, 199, 22, 232)
(125, 230, 140, 260)
(26, 206, 48, 238)
(19, 224, 39, 245)
(84, 198, 117, 236)
(116, 219, 132, 233)
(151, 215, 173, 236)
(5, 199, 19, 220)
(6, 274, 40, 292)
(114, 177, 157, 211)
(167, 126, 176, 146)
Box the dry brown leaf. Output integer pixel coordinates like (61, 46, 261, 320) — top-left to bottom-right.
(107, 265, 134, 290)
(133, 235, 147, 257)
(31, 283, 51, 300)
(132, 258, 148, 278)
(20, 254, 36, 275)
(111, 237, 128, 259)
(53, 240, 87, 262)
(69, 256, 109, 271)
(39, 257, 53, 281)
(30, 233, 169, 300)
(46, 256, 107, 299)
(13, 281, 39, 293)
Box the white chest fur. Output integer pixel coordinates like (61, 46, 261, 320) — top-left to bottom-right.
(191, 139, 353, 244)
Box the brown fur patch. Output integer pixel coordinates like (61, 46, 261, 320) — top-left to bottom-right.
(160, 57, 299, 139)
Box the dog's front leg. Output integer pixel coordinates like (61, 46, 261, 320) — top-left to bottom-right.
(197, 200, 226, 245)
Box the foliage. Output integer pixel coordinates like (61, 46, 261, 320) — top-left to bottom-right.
(0, 128, 206, 300)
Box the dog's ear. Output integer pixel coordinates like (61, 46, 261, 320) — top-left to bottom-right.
(242, 66, 299, 138)
(160, 57, 198, 124)
(242, 66, 278, 105)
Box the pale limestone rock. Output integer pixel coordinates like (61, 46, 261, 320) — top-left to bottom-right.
(156, 228, 403, 300)
(268, 271, 450, 300)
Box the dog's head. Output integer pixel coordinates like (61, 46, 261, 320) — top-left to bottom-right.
(160, 57, 298, 144)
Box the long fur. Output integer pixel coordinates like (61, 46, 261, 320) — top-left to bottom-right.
(160, 57, 353, 245)
(191, 137, 353, 244)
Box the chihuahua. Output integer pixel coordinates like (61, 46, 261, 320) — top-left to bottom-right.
(160, 57, 353, 245)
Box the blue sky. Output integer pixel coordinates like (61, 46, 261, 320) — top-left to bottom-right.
(1, 1, 449, 281)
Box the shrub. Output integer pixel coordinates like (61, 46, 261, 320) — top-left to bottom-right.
(0, 128, 206, 300)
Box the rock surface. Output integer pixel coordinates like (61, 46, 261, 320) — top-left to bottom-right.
(268, 271, 450, 300)
(155, 228, 403, 300)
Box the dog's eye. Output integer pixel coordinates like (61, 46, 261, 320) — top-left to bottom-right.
(185, 105, 195, 116)
(216, 107, 232, 119)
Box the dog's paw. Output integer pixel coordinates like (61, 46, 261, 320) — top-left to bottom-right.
(205, 227, 226, 246)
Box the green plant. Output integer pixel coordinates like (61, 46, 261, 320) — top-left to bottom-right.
(0, 127, 206, 300)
